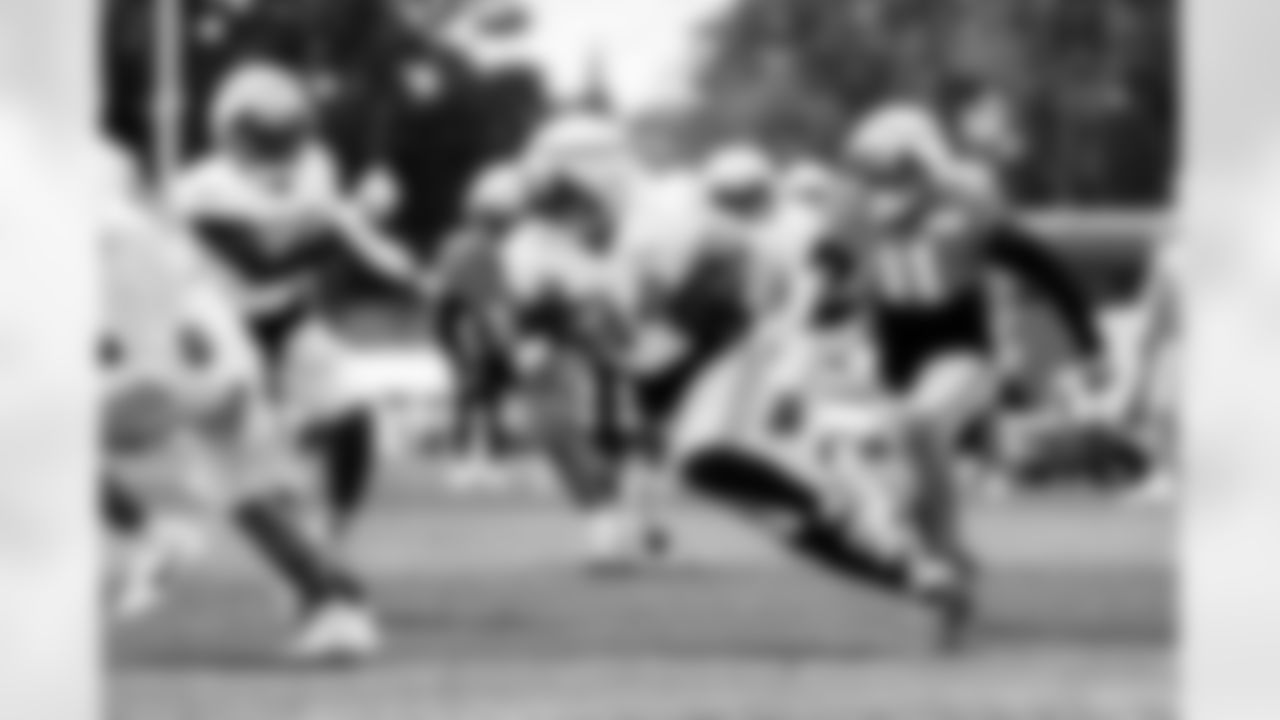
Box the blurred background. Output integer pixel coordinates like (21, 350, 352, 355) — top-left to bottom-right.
(101, 0, 1176, 319)
(102, 0, 1177, 205)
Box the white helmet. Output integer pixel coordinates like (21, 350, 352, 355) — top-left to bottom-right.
(782, 160, 835, 204)
(701, 143, 773, 193)
(466, 163, 528, 215)
(211, 62, 312, 143)
(525, 112, 627, 178)
(843, 102, 954, 183)
(523, 112, 634, 211)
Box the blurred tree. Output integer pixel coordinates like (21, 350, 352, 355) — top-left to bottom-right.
(100, 0, 476, 169)
(685, 0, 1177, 205)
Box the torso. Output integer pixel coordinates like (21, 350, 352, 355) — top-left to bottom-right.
(171, 146, 345, 323)
(819, 199, 997, 390)
(502, 218, 636, 355)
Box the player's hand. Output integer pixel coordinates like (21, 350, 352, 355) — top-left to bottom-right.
(409, 271, 445, 303)
(354, 168, 401, 222)
(629, 325, 687, 375)
(1052, 360, 1113, 424)
(514, 339, 553, 374)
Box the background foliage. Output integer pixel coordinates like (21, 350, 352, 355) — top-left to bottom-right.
(669, 0, 1178, 205)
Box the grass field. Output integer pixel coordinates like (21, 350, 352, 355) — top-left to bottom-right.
(110, 477, 1174, 720)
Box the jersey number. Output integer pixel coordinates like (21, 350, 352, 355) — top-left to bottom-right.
(876, 245, 945, 304)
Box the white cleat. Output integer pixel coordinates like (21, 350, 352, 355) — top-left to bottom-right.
(152, 515, 210, 565)
(290, 602, 383, 665)
(111, 565, 165, 623)
(109, 536, 173, 623)
(582, 508, 643, 573)
(108, 516, 207, 623)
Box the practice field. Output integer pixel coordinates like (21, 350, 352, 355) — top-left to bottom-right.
(110, 482, 1174, 720)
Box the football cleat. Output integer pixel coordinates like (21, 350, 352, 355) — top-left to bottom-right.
(108, 516, 207, 623)
(916, 558, 979, 654)
(290, 601, 383, 664)
(582, 507, 645, 573)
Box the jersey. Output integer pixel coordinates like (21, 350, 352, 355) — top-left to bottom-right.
(617, 177, 813, 349)
(502, 217, 638, 355)
(819, 191, 1097, 390)
(169, 145, 347, 326)
(500, 217, 640, 441)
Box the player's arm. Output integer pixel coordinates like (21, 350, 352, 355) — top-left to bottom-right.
(298, 147, 430, 293)
(329, 203, 414, 276)
(498, 227, 560, 372)
(981, 223, 1103, 363)
(806, 232, 871, 326)
(325, 192, 429, 291)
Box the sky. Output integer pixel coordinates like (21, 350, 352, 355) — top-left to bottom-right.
(519, 0, 735, 112)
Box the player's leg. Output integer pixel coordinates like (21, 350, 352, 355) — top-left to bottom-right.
(283, 320, 382, 542)
(304, 408, 377, 538)
(667, 330, 928, 594)
(683, 444, 917, 593)
(628, 336, 747, 559)
(899, 352, 996, 648)
(473, 346, 518, 459)
(102, 475, 169, 621)
(101, 450, 213, 621)
(447, 321, 509, 491)
(211, 389, 382, 661)
(100, 369, 205, 619)
(529, 350, 641, 568)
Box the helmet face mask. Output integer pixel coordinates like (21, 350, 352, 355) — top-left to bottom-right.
(711, 182, 773, 218)
(229, 115, 313, 163)
(851, 164, 932, 235)
(840, 103, 957, 235)
(466, 207, 519, 237)
(527, 174, 614, 247)
(702, 143, 775, 217)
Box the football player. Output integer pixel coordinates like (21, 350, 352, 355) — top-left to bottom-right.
(435, 163, 529, 488)
(168, 62, 428, 548)
(100, 143, 380, 662)
(809, 100, 1100, 646)
(501, 113, 651, 566)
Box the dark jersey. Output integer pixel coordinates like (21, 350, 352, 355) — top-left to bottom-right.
(814, 220, 1101, 390)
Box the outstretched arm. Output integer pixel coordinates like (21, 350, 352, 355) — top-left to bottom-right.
(327, 200, 425, 288)
(982, 223, 1103, 362)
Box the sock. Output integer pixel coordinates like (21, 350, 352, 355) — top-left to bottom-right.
(234, 495, 365, 614)
(309, 411, 377, 536)
(540, 425, 623, 510)
(904, 425, 977, 582)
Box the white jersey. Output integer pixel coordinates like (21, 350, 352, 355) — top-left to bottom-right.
(613, 172, 711, 297)
(168, 145, 345, 317)
(616, 174, 819, 324)
(502, 217, 639, 314)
